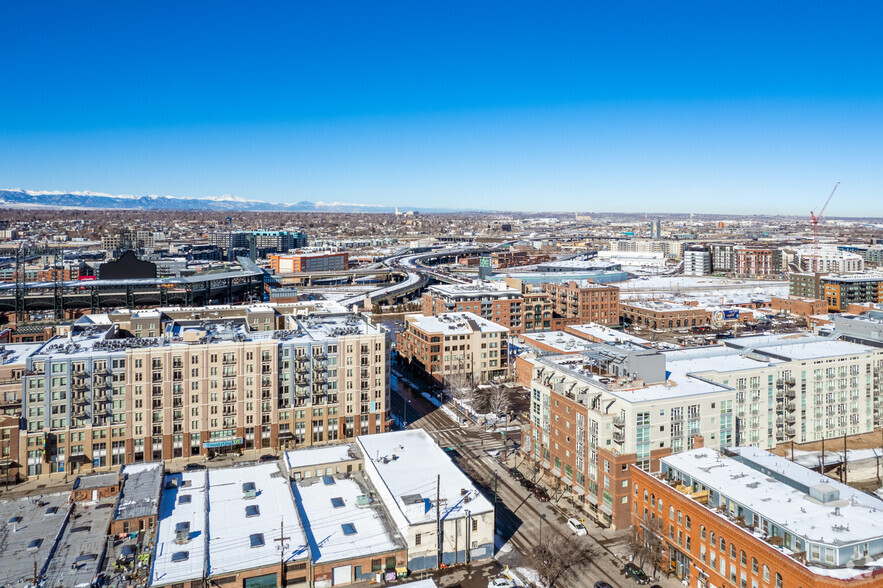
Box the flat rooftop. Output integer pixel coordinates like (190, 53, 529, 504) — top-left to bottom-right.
(206, 463, 309, 576)
(407, 312, 508, 335)
(116, 462, 164, 522)
(357, 430, 493, 532)
(43, 496, 116, 588)
(662, 448, 883, 550)
(285, 444, 356, 470)
(294, 474, 402, 564)
(567, 323, 651, 346)
(0, 493, 71, 587)
(428, 283, 521, 299)
(521, 331, 599, 353)
(0, 343, 44, 366)
(151, 471, 207, 587)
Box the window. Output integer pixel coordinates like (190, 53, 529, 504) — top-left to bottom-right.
(763, 565, 770, 581)
(178, 494, 191, 505)
(415, 533, 421, 545)
(472, 518, 478, 531)
(342, 523, 357, 536)
(700, 525, 706, 540)
(741, 550, 747, 565)
(752, 557, 758, 573)
(685, 515, 691, 530)
(250, 533, 265, 548)
(775, 572, 783, 588)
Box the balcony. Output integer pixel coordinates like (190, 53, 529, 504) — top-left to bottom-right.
(313, 352, 327, 360)
(613, 431, 625, 444)
(785, 415, 796, 424)
(613, 416, 625, 428)
(312, 363, 326, 372)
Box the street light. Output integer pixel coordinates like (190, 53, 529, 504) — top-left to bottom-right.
(402, 397, 412, 429)
(539, 513, 546, 544)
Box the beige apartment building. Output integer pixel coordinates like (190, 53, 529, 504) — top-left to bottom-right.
(19, 302, 389, 478)
(396, 312, 509, 384)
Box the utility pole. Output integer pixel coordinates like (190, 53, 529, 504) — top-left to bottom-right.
(821, 437, 825, 475)
(843, 433, 848, 484)
(275, 519, 290, 585)
(436, 474, 441, 569)
(493, 470, 498, 513)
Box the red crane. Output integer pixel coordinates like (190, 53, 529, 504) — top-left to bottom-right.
(809, 182, 840, 273)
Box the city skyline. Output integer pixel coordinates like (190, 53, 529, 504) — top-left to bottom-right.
(1, 2, 881, 215)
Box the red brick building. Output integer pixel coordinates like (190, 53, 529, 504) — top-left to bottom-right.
(631, 449, 883, 588)
(542, 281, 620, 326)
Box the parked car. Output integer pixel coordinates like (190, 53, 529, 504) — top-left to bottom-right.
(532, 487, 550, 502)
(509, 467, 524, 481)
(624, 562, 650, 584)
(519, 478, 534, 489)
(567, 517, 588, 536)
(183, 463, 206, 472)
(258, 454, 277, 463)
(594, 582, 613, 588)
(488, 578, 518, 588)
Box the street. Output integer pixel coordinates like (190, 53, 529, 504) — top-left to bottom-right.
(389, 368, 677, 588)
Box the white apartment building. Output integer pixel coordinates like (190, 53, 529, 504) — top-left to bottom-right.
(794, 246, 865, 274)
(683, 249, 711, 276)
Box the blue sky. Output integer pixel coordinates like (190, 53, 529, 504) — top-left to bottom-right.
(1, 2, 881, 215)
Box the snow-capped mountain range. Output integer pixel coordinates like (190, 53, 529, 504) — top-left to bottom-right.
(0, 188, 426, 213)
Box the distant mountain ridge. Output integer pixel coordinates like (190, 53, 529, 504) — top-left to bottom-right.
(0, 188, 422, 213)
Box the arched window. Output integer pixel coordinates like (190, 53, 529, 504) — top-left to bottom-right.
(752, 557, 758, 573)
(644, 490, 648, 502)
(775, 572, 783, 587)
(658, 498, 663, 511)
(763, 564, 770, 582)
(669, 506, 674, 519)
(650, 493, 655, 507)
(730, 544, 736, 559)
(741, 550, 747, 565)
(720, 537, 726, 551)
(700, 525, 706, 540)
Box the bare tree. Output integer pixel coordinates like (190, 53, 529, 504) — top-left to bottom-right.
(628, 515, 667, 578)
(486, 384, 512, 419)
(445, 357, 477, 410)
(527, 533, 596, 587)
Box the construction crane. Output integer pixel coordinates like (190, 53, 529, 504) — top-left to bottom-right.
(809, 182, 840, 273)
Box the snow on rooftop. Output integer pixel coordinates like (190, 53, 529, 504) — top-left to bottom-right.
(207, 463, 309, 576)
(293, 475, 402, 564)
(408, 312, 507, 335)
(357, 430, 493, 534)
(285, 444, 355, 470)
(151, 471, 207, 587)
(0, 342, 44, 365)
(663, 449, 883, 546)
(567, 323, 652, 345)
(520, 331, 596, 353)
(754, 340, 876, 361)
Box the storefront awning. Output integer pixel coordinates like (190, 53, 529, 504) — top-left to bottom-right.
(585, 492, 598, 505)
(572, 485, 585, 496)
(561, 477, 572, 487)
(599, 503, 613, 516)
